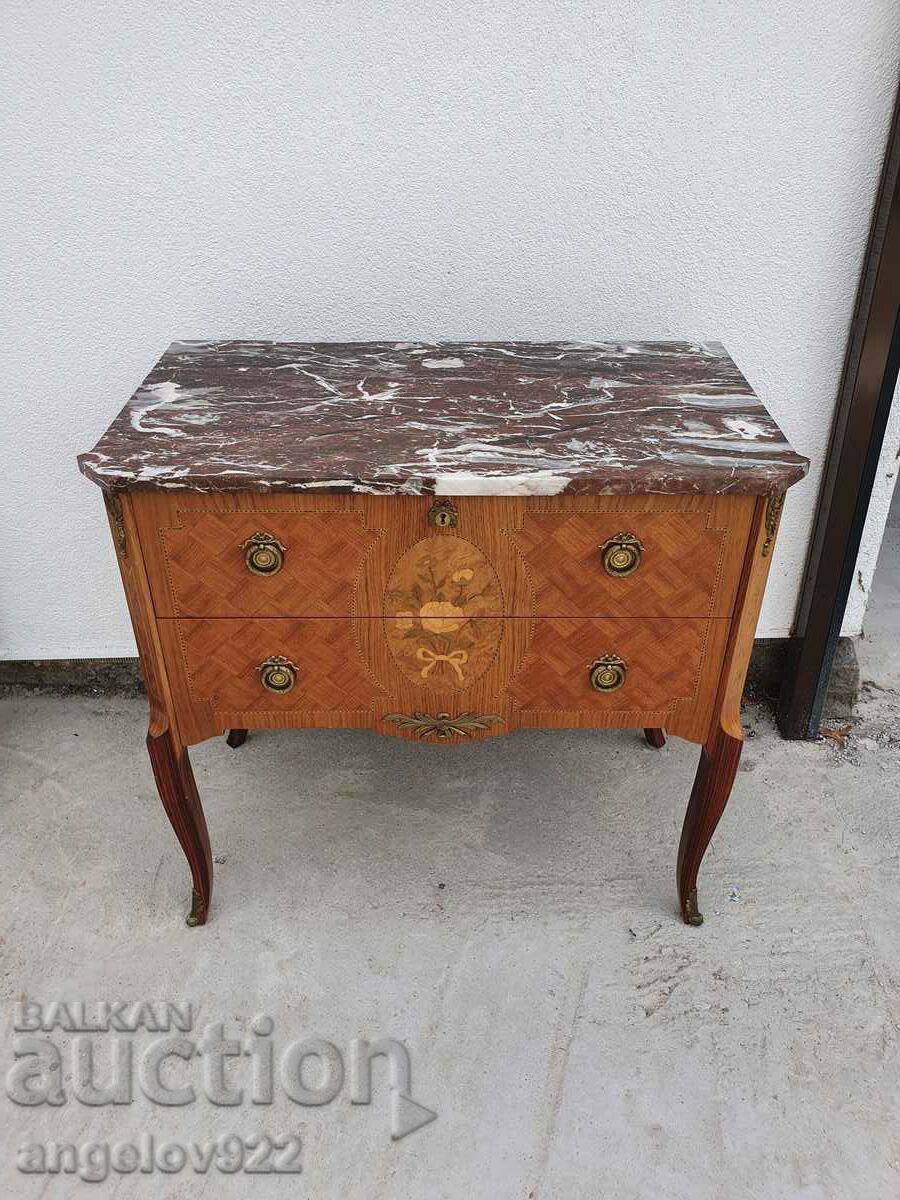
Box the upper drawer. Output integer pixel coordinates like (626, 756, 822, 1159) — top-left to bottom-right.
(510, 497, 753, 618)
(133, 495, 379, 618)
(133, 492, 534, 619)
(132, 492, 754, 619)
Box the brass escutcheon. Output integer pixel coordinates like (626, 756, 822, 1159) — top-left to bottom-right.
(257, 655, 298, 694)
(599, 532, 644, 577)
(242, 531, 286, 576)
(427, 499, 458, 529)
(589, 654, 628, 693)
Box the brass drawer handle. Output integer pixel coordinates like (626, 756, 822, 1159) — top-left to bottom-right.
(589, 654, 627, 693)
(257, 656, 298, 694)
(600, 532, 644, 577)
(242, 531, 286, 576)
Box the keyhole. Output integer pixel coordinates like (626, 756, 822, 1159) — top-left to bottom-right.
(427, 499, 458, 528)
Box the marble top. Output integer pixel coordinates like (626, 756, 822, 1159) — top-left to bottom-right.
(78, 341, 808, 496)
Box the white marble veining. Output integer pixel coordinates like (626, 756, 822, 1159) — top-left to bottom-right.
(78, 341, 808, 496)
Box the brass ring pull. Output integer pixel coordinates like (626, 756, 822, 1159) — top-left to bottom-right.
(589, 654, 627, 693)
(600, 532, 644, 577)
(242, 531, 286, 576)
(257, 656, 298, 694)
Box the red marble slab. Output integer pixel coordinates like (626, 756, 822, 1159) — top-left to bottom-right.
(78, 341, 808, 495)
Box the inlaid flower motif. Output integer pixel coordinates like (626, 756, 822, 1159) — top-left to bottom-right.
(382, 536, 504, 691)
(418, 601, 465, 633)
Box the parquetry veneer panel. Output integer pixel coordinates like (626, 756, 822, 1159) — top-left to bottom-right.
(164, 512, 378, 618)
(508, 616, 715, 712)
(511, 498, 750, 618)
(169, 618, 380, 713)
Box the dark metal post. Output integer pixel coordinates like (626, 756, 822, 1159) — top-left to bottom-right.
(778, 84, 900, 739)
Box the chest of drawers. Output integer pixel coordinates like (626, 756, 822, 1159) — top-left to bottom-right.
(78, 340, 807, 928)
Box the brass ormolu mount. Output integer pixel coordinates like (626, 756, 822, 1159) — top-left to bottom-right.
(104, 492, 127, 557)
(761, 494, 784, 558)
(684, 887, 703, 926)
(384, 712, 503, 739)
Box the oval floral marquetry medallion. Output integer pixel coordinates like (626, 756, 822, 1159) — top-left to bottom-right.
(384, 536, 504, 691)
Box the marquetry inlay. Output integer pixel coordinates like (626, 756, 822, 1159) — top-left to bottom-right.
(382, 535, 505, 690)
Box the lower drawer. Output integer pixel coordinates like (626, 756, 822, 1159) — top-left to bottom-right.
(508, 616, 724, 713)
(158, 615, 729, 744)
(159, 618, 380, 715)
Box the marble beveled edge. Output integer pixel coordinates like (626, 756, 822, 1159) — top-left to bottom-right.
(77, 463, 808, 497)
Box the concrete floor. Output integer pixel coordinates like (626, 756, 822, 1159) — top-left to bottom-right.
(2, 532, 899, 1197)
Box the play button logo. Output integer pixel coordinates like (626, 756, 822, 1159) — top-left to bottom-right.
(391, 1090, 438, 1140)
(349, 1037, 437, 1140)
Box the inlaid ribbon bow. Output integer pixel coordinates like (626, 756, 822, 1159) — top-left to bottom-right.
(416, 647, 469, 682)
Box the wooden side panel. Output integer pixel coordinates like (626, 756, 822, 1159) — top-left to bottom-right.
(103, 494, 178, 740)
(714, 495, 783, 739)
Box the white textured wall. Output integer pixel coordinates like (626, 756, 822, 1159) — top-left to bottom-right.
(2, 2, 899, 657)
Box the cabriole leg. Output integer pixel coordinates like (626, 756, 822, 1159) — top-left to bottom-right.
(146, 726, 213, 926)
(644, 727, 666, 748)
(225, 728, 248, 749)
(676, 723, 742, 925)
